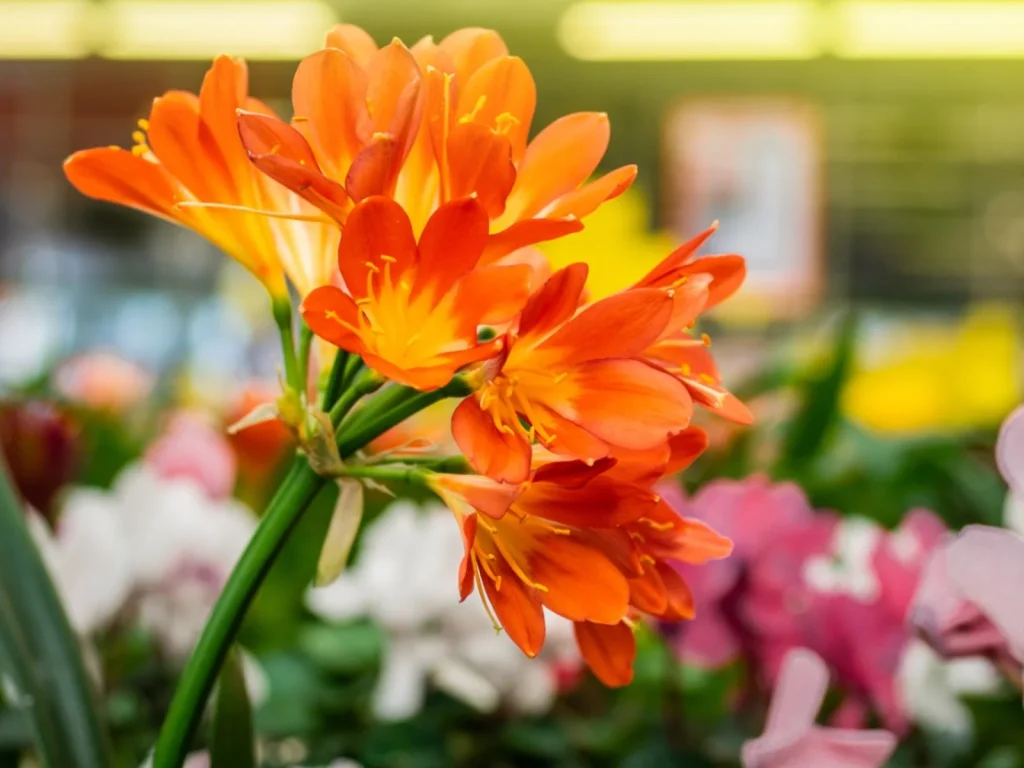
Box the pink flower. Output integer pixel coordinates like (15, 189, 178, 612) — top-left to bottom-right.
(145, 412, 237, 501)
(910, 407, 1024, 668)
(742, 648, 897, 768)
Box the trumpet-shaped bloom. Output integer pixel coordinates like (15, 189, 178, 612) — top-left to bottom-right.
(301, 196, 532, 390)
(429, 441, 731, 687)
(452, 262, 697, 483)
(64, 56, 338, 298)
(236, 26, 634, 258)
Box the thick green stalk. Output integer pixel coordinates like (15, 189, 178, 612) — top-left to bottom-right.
(319, 351, 349, 409)
(328, 370, 384, 426)
(338, 377, 472, 458)
(0, 460, 111, 767)
(153, 370, 471, 767)
(153, 458, 325, 768)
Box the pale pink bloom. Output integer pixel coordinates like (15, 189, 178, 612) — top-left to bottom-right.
(741, 648, 897, 768)
(145, 411, 237, 501)
(54, 351, 153, 412)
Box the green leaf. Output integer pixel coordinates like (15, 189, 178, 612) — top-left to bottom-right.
(210, 647, 255, 768)
(0, 460, 111, 767)
(778, 312, 858, 474)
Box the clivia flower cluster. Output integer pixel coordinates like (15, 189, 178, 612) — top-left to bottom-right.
(63, 26, 751, 698)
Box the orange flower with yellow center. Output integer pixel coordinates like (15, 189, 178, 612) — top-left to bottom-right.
(452, 262, 703, 483)
(301, 196, 532, 390)
(63, 56, 338, 299)
(236, 25, 635, 260)
(429, 433, 731, 686)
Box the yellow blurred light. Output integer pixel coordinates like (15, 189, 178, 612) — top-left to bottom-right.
(96, 0, 336, 60)
(835, 2, 1024, 59)
(557, 2, 822, 61)
(0, 1, 91, 59)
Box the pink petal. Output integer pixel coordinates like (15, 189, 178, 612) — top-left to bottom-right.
(945, 525, 1024, 663)
(997, 406, 1024, 498)
(743, 649, 897, 768)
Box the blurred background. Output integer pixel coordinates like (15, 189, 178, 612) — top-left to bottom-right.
(6, 1, 1024, 766)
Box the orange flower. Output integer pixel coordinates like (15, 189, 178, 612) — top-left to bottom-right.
(451, 262, 698, 483)
(636, 224, 754, 425)
(429, 458, 658, 656)
(428, 433, 731, 687)
(300, 196, 533, 390)
(63, 56, 338, 298)
(236, 25, 634, 259)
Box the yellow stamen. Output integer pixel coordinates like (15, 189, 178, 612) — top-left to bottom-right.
(639, 517, 674, 532)
(459, 94, 488, 124)
(137, 118, 149, 130)
(701, 333, 712, 347)
(131, 130, 146, 144)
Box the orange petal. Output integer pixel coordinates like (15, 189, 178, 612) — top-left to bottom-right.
(439, 28, 509, 83)
(481, 218, 584, 265)
(446, 122, 515, 218)
(680, 254, 747, 310)
(365, 39, 423, 157)
(543, 165, 636, 220)
(457, 514, 478, 601)
(481, 555, 546, 657)
(637, 223, 718, 287)
(517, 263, 589, 340)
(236, 110, 351, 222)
(344, 135, 401, 200)
(629, 567, 668, 615)
(198, 55, 251, 174)
(451, 396, 532, 484)
(415, 197, 489, 301)
(300, 286, 364, 354)
(63, 148, 182, 221)
(669, 345, 754, 425)
(517, 473, 655, 528)
(638, 224, 746, 309)
(574, 621, 636, 687)
(454, 264, 534, 327)
(530, 457, 615, 489)
(323, 24, 378, 66)
(292, 48, 367, 179)
(430, 472, 522, 520)
(537, 288, 674, 365)
(457, 55, 535, 161)
(147, 94, 231, 203)
(670, 517, 734, 565)
(555, 360, 693, 451)
(533, 406, 611, 462)
(336, 196, 417, 301)
(501, 521, 630, 623)
(425, 66, 456, 204)
(359, 351, 460, 392)
(502, 112, 610, 223)
(665, 427, 710, 475)
(657, 564, 695, 621)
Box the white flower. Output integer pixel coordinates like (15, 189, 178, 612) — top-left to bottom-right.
(307, 501, 578, 721)
(897, 638, 1001, 738)
(802, 516, 882, 600)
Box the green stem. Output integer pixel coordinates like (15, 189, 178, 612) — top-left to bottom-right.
(152, 459, 326, 768)
(370, 455, 471, 473)
(320, 351, 350, 410)
(329, 370, 384, 427)
(338, 377, 472, 458)
(0, 460, 111, 768)
(297, 321, 314, 395)
(153, 373, 472, 767)
(341, 354, 364, 391)
(337, 463, 429, 487)
(272, 298, 301, 394)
